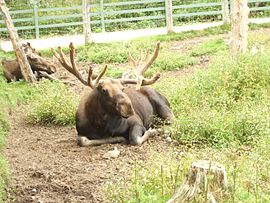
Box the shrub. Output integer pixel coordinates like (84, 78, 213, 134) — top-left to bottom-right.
(27, 81, 79, 125)
(155, 51, 270, 146)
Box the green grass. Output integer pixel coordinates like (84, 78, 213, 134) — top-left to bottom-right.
(75, 24, 231, 65)
(103, 28, 270, 202)
(0, 51, 14, 60)
(103, 149, 189, 203)
(1, 23, 270, 202)
(26, 81, 79, 125)
(0, 76, 39, 201)
(0, 75, 78, 200)
(154, 51, 270, 146)
(191, 38, 228, 56)
(103, 140, 270, 202)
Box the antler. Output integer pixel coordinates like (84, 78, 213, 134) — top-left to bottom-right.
(121, 42, 161, 90)
(51, 42, 107, 89)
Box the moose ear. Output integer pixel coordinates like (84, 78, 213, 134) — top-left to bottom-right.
(98, 80, 104, 87)
(27, 54, 38, 61)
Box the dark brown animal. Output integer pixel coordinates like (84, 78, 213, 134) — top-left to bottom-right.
(1, 42, 57, 82)
(52, 43, 174, 146)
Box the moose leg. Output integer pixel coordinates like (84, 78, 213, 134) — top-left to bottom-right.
(151, 97, 175, 123)
(77, 136, 127, 147)
(3, 70, 16, 82)
(37, 71, 56, 81)
(156, 103, 175, 124)
(147, 90, 175, 123)
(129, 125, 158, 145)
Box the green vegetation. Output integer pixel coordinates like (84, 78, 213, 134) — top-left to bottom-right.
(191, 38, 228, 56)
(26, 81, 78, 125)
(103, 29, 270, 202)
(157, 52, 270, 146)
(104, 150, 188, 203)
(104, 141, 270, 202)
(1, 23, 270, 202)
(74, 24, 231, 78)
(0, 78, 37, 200)
(0, 78, 78, 200)
(77, 24, 231, 64)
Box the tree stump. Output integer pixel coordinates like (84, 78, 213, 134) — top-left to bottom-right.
(166, 160, 228, 203)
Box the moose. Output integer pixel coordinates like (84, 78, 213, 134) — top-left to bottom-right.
(1, 42, 57, 82)
(52, 42, 174, 146)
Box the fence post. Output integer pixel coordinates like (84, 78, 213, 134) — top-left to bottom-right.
(222, 0, 230, 24)
(82, 0, 92, 44)
(100, 0, 105, 32)
(33, 5, 39, 39)
(165, 0, 174, 33)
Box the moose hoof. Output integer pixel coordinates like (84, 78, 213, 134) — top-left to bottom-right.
(147, 128, 158, 137)
(77, 136, 90, 147)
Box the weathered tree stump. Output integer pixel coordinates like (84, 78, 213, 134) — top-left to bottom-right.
(167, 160, 228, 203)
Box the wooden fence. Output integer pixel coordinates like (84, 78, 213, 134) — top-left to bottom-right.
(0, 0, 270, 40)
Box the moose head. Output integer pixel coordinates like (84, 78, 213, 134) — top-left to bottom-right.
(2, 42, 57, 82)
(23, 42, 57, 74)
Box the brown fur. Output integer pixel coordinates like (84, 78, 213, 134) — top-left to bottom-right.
(1, 57, 56, 82)
(1, 43, 57, 82)
(76, 79, 174, 146)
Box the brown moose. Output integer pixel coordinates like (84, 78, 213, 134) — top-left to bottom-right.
(52, 42, 174, 146)
(1, 42, 57, 82)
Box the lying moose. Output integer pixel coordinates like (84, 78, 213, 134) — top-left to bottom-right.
(1, 42, 57, 82)
(52, 42, 174, 146)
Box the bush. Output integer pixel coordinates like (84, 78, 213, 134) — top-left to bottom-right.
(27, 81, 79, 125)
(155, 52, 270, 146)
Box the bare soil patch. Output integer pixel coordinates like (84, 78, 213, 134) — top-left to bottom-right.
(4, 108, 175, 203)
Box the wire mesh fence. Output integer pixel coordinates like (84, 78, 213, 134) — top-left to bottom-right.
(1, 0, 270, 40)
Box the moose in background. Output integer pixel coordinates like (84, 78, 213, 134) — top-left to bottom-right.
(1, 42, 57, 82)
(52, 42, 174, 147)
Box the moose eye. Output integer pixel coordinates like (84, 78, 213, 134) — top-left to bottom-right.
(101, 88, 108, 95)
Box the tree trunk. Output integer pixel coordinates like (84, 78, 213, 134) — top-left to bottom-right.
(230, 0, 249, 57)
(0, 0, 36, 82)
(166, 160, 228, 203)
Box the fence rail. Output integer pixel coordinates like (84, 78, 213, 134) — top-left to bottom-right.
(1, 0, 270, 39)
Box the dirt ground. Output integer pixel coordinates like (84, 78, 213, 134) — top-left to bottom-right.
(4, 107, 176, 203)
(2, 34, 221, 203)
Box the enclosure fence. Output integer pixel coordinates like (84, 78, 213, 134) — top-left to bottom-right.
(0, 0, 270, 40)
